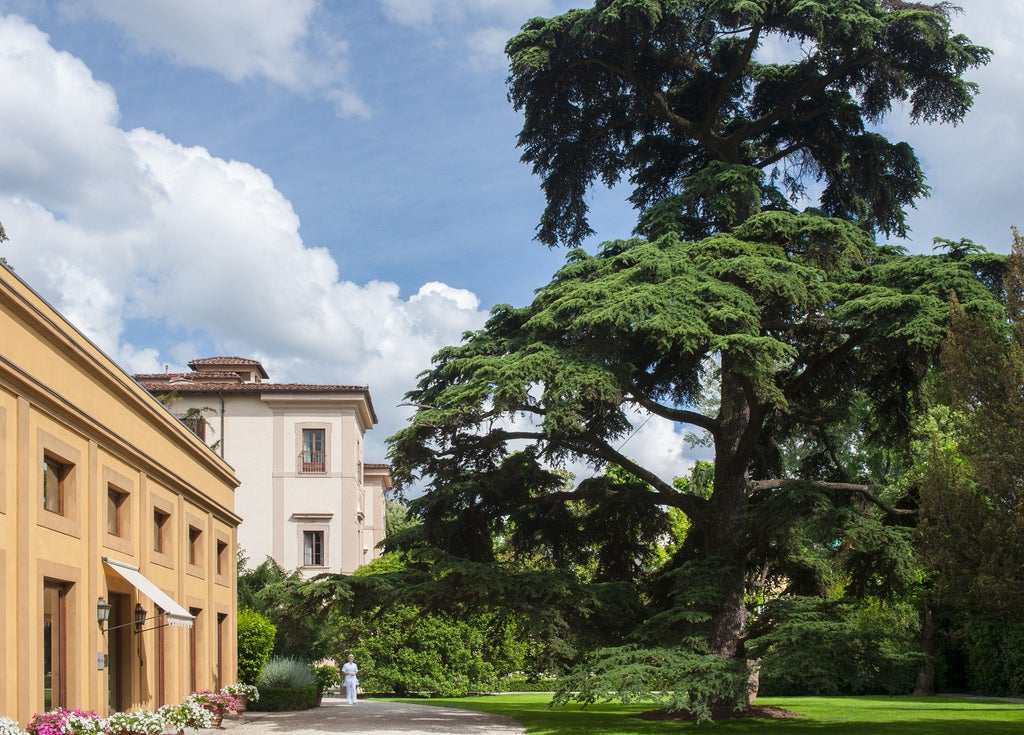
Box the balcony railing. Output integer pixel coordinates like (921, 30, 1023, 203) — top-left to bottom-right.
(299, 450, 325, 474)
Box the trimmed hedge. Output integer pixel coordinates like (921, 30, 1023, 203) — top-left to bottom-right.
(247, 684, 318, 711)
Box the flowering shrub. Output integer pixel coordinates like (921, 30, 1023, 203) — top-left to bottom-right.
(27, 710, 104, 735)
(220, 683, 259, 702)
(183, 692, 239, 716)
(156, 701, 211, 732)
(0, 717, 25, 735)
(104, 710, 164, 735)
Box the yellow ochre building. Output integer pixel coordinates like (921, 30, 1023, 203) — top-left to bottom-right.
(0, 264, 241, 724)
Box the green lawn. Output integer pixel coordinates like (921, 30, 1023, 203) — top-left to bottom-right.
(392, 694, 1024, 734)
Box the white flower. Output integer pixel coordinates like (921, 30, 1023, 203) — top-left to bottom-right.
(104, 710, 164, 735)
(220, 683, 259, 701)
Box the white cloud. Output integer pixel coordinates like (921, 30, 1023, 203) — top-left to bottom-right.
(59, 0, 370, 117)
(880, 0, 1024, 252)
(377, 0, 563, 68)
(0, 15, 160, 228)
(0, 14, 487, 457)
(622, 410, 708, 484)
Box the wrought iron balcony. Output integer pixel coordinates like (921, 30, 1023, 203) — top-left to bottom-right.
(299, 450, 325, 474)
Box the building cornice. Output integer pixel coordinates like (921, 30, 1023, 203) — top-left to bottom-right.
(0, 269, 241, 523)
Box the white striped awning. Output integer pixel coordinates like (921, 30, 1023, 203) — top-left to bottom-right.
(102, 557, 194, 628)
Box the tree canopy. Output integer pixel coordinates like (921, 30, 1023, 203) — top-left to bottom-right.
(390, 205, 1006, 660)
(507, 0, 990, 246)
(386, 0, 1004, 713)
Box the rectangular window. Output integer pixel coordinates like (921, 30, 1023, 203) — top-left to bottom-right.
(216, 540, 228, 576)
(301, 429, 326, 473)
(107, 486, 127, 536)
(188, 526, 202, 567)
(303, 530, 324, 567)
(43, 455, 67, 515)
(154, 509, 170, 553)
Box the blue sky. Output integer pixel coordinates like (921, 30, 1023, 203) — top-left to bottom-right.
(0, 0, 1021, 478)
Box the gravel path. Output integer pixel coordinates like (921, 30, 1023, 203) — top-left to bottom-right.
(220, 696, 526, 735)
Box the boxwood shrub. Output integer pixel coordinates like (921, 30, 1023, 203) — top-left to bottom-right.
(247, 684, 318, 711)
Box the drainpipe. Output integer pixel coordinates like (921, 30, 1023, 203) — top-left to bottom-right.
(218, 391, 225, 458)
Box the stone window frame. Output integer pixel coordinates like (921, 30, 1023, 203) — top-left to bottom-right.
(186, 512, 206, 578)
(151, 495, 175, 569)
(37, 429, 81, 537)
(103, 466, 135, 554)
(214, 530, 231, 587)
(294, 423, 333, 475)
(294, 514, 332, 570)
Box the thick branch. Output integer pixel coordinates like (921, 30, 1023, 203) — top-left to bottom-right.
(703, 23, 762, 131)
(628, 391, 719, 433)
(544, 432, 707, 518)
(748, 478, 916, 517)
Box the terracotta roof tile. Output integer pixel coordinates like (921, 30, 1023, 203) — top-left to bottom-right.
(136, 379, 369, 393)
(188, 356, 262, 366)
(134, 356, 376, 423)
(188, 356, 270, 379)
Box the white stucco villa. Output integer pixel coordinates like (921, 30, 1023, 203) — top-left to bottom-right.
(135, 357, 390, 576)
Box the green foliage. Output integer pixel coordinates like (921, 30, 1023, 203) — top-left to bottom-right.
(312, 663, 340, 693)
(385, 498, 419, 537)
(239, 558, 352, 661)
(355, 544, 642, 675)
(250, 657, 318, 711)
(384, 0, 1005, 711)
(389, 207, 1005, 671)
(553, 645, 754, 723)
(908, 232, 1024, 695)
(746, 596, 921, 696)
(507, 0, 989, 247)
(335, 603, 527, 697)
(257, 657, 317, 689)
(237, 556, 290, 610)
(948, 616, 1024, 697)
(236, 607, 276, 684)
(246, 685, 317, 712)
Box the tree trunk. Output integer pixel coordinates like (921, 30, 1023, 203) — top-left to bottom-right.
(706, 369, 759, 660)
(913, 597, 938, 695)
(709, 565, 748, 657)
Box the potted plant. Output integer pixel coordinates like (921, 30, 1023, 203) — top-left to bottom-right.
(104, 710, 164, 735)
(156, 701, 212, 734)
(312, 663, 341, 705)
(27, 709, 104, 735)
(0, 717, 26, 735)
(220, 683, 259, 713)
(183, 692, 238, 729)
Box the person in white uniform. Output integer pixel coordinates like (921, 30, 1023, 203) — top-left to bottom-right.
(341, 654, 359, 704)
